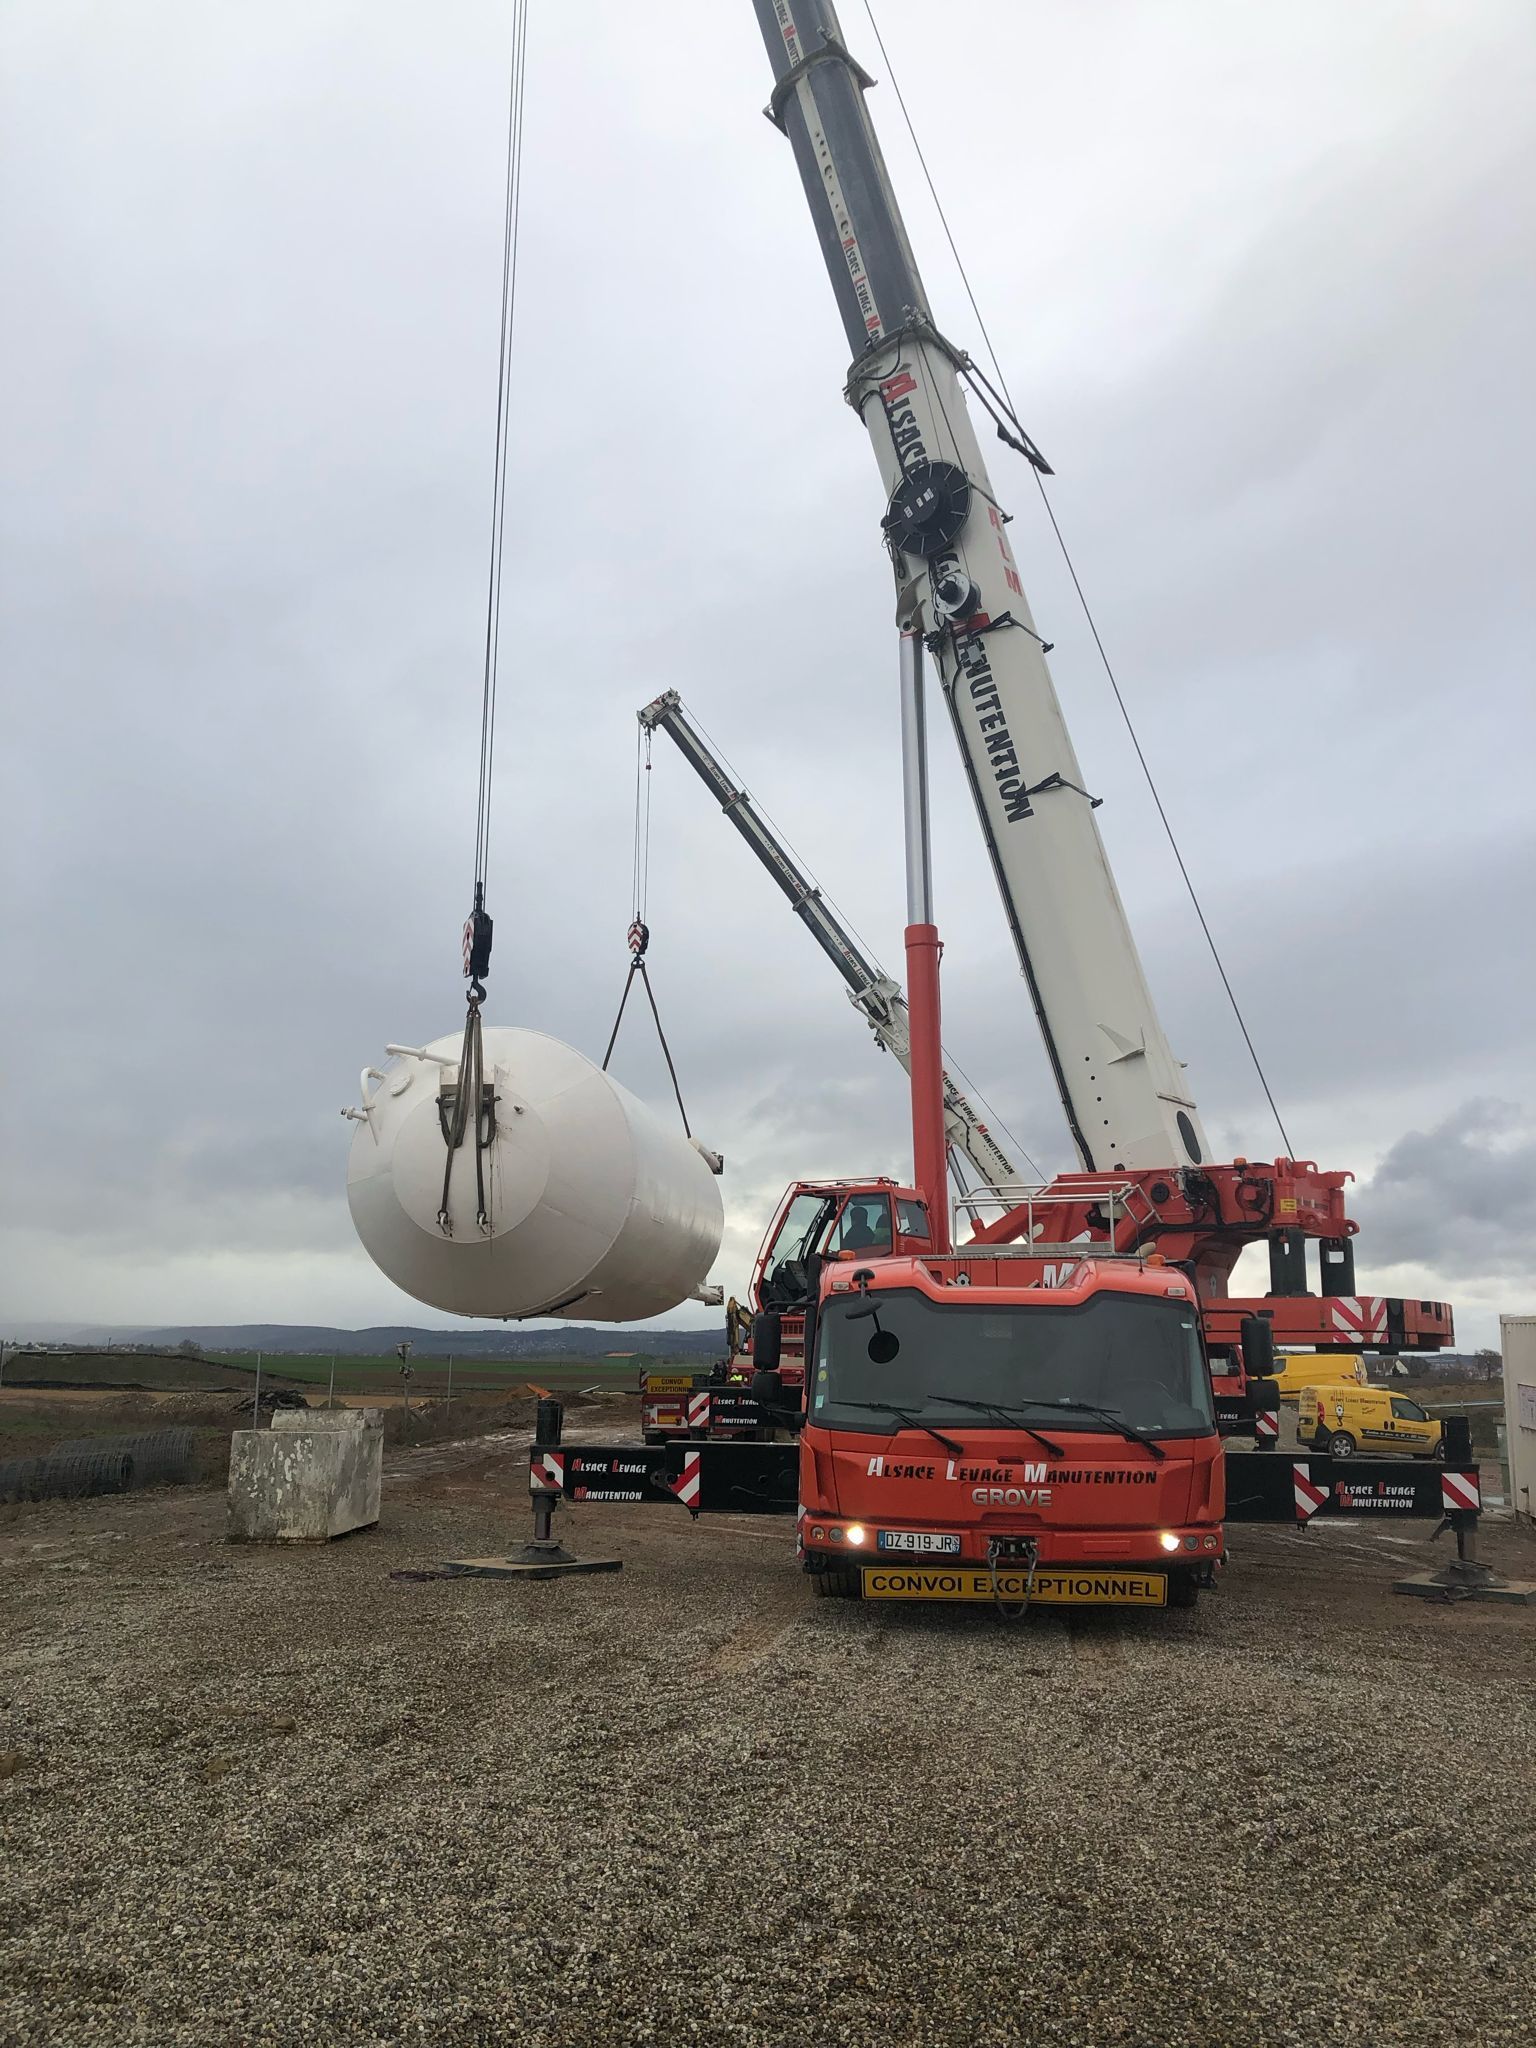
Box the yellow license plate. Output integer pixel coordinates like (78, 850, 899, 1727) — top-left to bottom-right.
(861, 1566, 1167, 1606)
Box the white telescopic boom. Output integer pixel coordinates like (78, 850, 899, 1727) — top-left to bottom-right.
(750, 2, 1209, 1175)
(638, 689, 1017, 1192)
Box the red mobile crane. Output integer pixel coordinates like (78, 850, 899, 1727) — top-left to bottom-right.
(653, 5, 1448, 1412)
(519, 3, 1476, 1607)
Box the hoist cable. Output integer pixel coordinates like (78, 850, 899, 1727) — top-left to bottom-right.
(632, 723, 653, 925)
(684, 698, 1044, 1182)
(440, 3, 529, 1235)
(600, 955, 694, 1139)
(861, 1, 1295, 1160)
(1025, 480, 1295, 1160)
(471, 0, 531, 915)
(601, 753, 693, 1135)
(635, 962, 693, 1138)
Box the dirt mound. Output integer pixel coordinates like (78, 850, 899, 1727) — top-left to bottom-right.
(2, 1351, 256, 1392)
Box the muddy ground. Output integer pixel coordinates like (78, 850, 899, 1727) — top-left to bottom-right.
(1, 1427, 1533, 2048)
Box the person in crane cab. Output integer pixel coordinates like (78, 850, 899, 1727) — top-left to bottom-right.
(838, 1198, 892, 1254)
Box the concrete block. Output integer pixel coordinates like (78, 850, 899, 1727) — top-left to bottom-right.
(227, 1414, 383, 1543)
(271, 1407, 383, 1434)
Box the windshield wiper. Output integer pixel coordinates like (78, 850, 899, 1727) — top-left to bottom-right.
(835, 1402, 964, 1457)
(1021, 1398, 1167, 1460)
(923, 1395, 1065, 1458)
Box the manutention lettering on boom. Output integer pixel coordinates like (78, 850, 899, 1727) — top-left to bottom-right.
(878, 367, 1033, 825)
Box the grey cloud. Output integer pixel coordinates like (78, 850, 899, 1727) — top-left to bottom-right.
(3, 1, 1532, 1339)
(1353, 1101, 1536, 1284)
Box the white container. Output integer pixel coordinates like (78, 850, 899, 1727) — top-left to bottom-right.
(346, 1025, 723, 1322)
(1501, 1315, 1536, 1525)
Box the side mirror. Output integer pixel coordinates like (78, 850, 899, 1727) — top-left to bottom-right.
(1240, 1315, 1275, 1380)
(752, 1311, 782, 1374)
(750, 1367, 784, 1407)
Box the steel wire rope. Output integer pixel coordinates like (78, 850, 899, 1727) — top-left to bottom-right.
(472, 0, 532, 917)
(682, 702, 1043, 1182)
(632, 721, 653, 927)
(603, 710, 692, 1136)
(440, 2, 530, 1239)
(861, 1, 1295, 1158)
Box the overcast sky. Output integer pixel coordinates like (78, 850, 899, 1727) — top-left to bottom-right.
(2, 1, 1532, 1349)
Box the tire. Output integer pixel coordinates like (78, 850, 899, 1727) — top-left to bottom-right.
(812, 1564, 862, 1600)
(1167, 1572, 1199, 1610)
(1432, 1438, 1447, 1461)
(1327, 1431, 1357, 1459)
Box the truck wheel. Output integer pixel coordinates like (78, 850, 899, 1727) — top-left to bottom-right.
(813, 1564, 862, 1599)
(1168, 1572, 1199, 1609)
(1328, 1431, 1357, 1459)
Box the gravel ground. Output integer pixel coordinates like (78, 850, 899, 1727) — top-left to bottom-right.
(1, 1439, 1533, 2048)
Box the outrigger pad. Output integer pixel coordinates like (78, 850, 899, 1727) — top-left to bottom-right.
(1393, 1567, 1536, 1605)
(440, 1546, 622, 1582)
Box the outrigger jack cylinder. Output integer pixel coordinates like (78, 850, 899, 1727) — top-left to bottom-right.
(1392, 1416, 1536, 1605)
(441, 1397, 622, 1582)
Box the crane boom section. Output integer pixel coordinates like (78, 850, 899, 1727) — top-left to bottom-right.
(750, 2, 1210, 1175)
(638, 689, 1017, 1192)
(639, 689, 886, 1006)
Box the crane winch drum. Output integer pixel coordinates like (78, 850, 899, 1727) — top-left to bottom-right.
(346, 1026, 724, 1322)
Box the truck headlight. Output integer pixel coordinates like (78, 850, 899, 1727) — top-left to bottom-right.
(846, 1525, 867, 1547)
(1159, 1532, 1182, 1553)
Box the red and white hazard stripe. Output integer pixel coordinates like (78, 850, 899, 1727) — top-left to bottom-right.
(671, 1451, 702, 1510)
(1441, 1469, 1480, 1514)
(687, 1391, 712, 1433)
(1293, 1462, 1328, 1521)
(1328, 1296, 1387, 1343)
(795, 1504, 807, 1559)
(529, 1449, 565, 1494)
(1254, 1408, 1279, 1441)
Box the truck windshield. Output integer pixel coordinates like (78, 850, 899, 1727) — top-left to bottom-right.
(811, 1290, 1215, 1440)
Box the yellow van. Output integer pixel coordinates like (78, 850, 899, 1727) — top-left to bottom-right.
(1299, 1385, 1442, 1460)
(1271, 1352, 1368, 1405)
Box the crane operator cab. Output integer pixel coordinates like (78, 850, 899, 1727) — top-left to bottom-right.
(748, 1179, 931, 1397)
(833, 1198, 894, 1254)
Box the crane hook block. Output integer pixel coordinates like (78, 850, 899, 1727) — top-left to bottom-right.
(882, 460, 972, 559)
(463, 908, 494, 983)
(627, 920, 650, 959)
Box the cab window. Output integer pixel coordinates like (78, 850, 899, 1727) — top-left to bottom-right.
(1391, 1397, 1428, 1423)
(896, 1198, 930, 1241)
(830, 1195, 893, 1255)
(762, 1192, 836, 1294)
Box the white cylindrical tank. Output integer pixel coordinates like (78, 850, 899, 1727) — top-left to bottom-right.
(346, 1025, 723, 1322)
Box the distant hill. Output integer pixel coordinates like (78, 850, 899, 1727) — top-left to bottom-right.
(5, 1322, 722, 1360)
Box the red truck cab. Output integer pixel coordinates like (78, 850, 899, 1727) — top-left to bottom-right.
(796, 1252, 1225, 1609)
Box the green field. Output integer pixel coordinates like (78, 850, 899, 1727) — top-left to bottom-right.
(204, 1352, 663, 1396)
